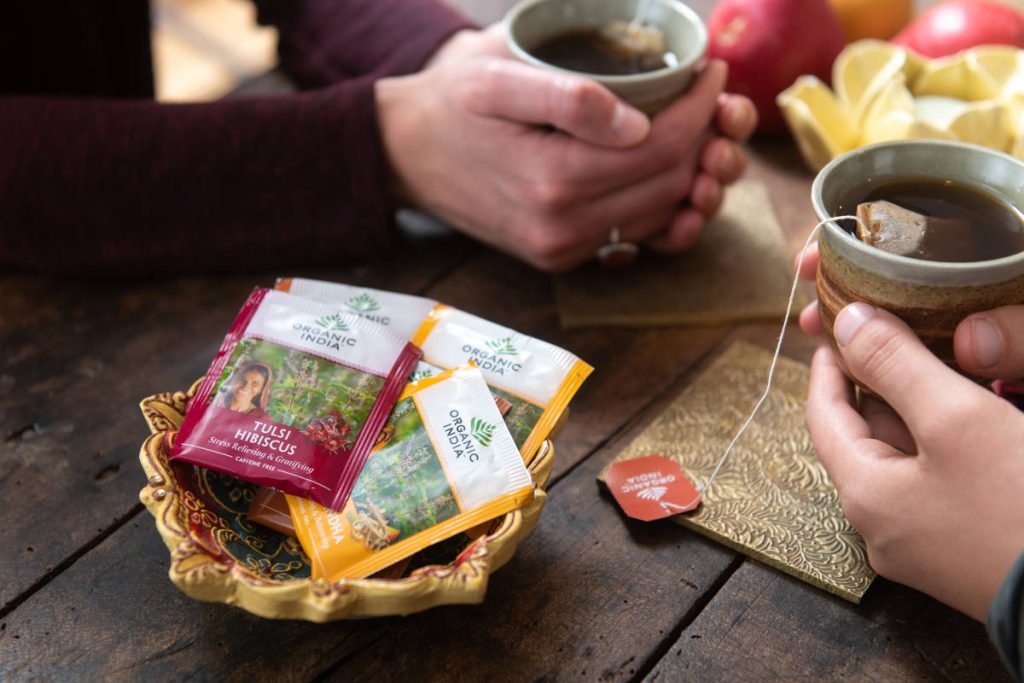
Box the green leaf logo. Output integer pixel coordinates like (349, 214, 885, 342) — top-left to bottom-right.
(314, 313, 349, 332)
(470, 417, 496, 447)
(486, 336, 518, 356)
(346, 293, 380, 314)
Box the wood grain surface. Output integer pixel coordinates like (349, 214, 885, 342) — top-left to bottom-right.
(0, 0, 1010, 679)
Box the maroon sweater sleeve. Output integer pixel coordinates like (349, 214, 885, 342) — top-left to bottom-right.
(253, 0, 476, 88)
(0, 0, 472, 275)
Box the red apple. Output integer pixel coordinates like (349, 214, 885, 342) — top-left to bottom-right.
(708, 0, 846, 134)
(891, 0, 1024, 58)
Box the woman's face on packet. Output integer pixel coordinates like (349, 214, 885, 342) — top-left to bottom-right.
(234, 369, 265, 407)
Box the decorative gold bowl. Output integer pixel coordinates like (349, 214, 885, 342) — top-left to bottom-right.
(138, 382, 553, 621)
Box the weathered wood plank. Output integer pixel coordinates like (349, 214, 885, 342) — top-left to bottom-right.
(319, 451, 737, 682)
(0, 516, 388, 682)
(0, 238, 475, 611)
(0, 408, 738, 682)
(644, 534, 1008, 681)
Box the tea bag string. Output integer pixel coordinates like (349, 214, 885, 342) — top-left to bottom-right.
(663, 215, 863, 513)
(629, 0, 652, 30)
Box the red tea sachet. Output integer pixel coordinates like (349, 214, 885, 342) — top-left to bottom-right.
(169, 289, 421, 511)
(605, 455, 701, 521)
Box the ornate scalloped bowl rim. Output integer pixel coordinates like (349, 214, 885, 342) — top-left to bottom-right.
(138, 384, 553, 622)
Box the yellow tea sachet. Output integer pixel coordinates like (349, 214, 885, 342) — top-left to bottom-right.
(287, 365, 534, 581)
(411, 305, 592, 462)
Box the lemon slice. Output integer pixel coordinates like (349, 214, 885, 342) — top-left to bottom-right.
(778, 41, 1024, 169)
(901, 48, 927, 84)
(913, 52, 1002, 101)
(833, 40, 909, 125)
(777, 76, 858, 170)
(862, 110, 914, 145)
(914, 95, 970, 129)
(948, 100, 1013, 151)
(1012, 95, 1024, 156)
(862, 73, 914, 132)
(971, 46, 1024, 97)
(904, 120, 958, 141)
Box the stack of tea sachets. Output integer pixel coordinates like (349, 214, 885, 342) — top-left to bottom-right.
(169, 278, 592, 581)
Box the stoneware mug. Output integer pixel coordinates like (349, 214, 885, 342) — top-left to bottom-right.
(504, 0, 707, 114)
(812, 139, 1024, 382)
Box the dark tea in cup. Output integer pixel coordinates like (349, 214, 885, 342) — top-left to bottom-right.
(528, 25, 673, 75)
(836, 178, 1024, 263)
(505, 0, 707, 113)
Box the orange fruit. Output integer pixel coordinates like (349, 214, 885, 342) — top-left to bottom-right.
(829, 0, 913, 42)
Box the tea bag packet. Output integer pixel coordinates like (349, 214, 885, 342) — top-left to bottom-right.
(169, 289, 422, 511)
(856, 200, 979, 262)
(410, 305, 593, 462)
(247, 390, 520, 537)
(275, 278, 437, 340)
(287, 365, 534, 580)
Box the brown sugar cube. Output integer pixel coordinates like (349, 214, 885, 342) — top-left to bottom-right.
(856, 200, 978, 262)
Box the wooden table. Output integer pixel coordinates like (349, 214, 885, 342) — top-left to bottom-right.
(0, 2, 1009, 680)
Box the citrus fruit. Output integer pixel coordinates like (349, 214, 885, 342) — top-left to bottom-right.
(830, 0, 913, 42)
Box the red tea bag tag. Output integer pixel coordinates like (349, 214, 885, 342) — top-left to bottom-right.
(605, 455, 701, 521)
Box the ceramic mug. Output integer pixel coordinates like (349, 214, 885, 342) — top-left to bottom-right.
(504, 0, 707, 114)
(812, 139, 1024, 381)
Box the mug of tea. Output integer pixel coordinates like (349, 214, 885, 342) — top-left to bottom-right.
(504, 0, 707, 114)
(812, 139, 1024, 382)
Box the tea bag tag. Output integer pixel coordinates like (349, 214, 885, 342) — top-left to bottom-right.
(603, 215, 860, 520)
(605, 455, 700, 521)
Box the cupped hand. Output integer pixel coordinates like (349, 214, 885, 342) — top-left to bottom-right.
(806, 304, 1024, 621)
(376, 25, 754, 270)
(795, 240, 1024, 381)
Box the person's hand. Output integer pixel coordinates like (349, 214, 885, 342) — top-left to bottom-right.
(794, 239, 1024, 379)
(375, 25, 755, 270)
(654, 90, 755, 253)
(805, 301, 1024, 622)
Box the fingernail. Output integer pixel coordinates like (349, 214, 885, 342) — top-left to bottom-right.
(971, 318, 1003, 369)
(612, 103, 649, 145)
(834, 303, 877, 348)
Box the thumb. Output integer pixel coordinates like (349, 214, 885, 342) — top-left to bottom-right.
(652, 59, 728, 140)
(833, 303, 976, 427)
(954, 306, 1024, 380)
(465, 59, 650, 147)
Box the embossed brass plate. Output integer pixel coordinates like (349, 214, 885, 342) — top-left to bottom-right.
(600, 341, 875, 603)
